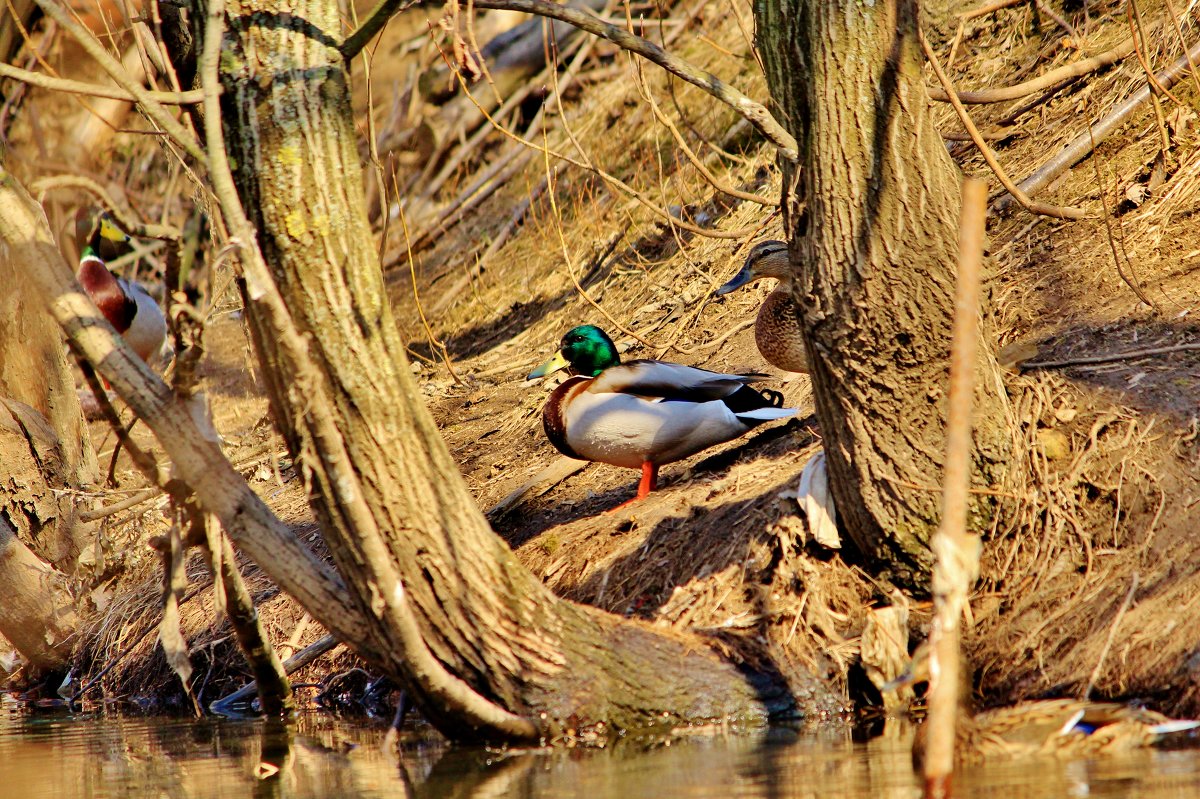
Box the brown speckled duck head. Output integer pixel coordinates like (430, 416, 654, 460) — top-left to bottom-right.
(715, 240, 792, 296)
(715, 240, 808, 374)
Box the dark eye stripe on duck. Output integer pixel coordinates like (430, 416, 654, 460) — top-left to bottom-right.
(541, 376, 590, 460)
(751, 240, 787, 260)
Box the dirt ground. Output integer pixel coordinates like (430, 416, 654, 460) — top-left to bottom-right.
(6, 0, 1200, 717)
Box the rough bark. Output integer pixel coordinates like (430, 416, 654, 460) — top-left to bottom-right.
(754, 0, 1011, 585)
(0, 0, 36, 67)
(209, 0, 821, 738)
(0, 203, 99, 570)
(0, 515, 79, 671)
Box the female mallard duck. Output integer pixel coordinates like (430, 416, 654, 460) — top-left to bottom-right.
(75, 213, 167, 364)
(938, 698, 1200, 764)
(527, 325, 796, 508)
(893, 643, 1200, 765)
(715, 240, 808, 374)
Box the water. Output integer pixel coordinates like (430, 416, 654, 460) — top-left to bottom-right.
(4, 700, 1200, 798)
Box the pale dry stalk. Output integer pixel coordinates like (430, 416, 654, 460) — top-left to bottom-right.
(923, 178, 988, 797)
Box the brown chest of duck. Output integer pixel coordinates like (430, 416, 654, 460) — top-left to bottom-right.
(715, 240, 808, 374)
(527, 325, 796, 511)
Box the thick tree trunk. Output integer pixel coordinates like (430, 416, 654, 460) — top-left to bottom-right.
(755, 0, 1011, 585)
(0, 205, 98, 571)
(0, 515, 79, 671)
(0, 194, 94, 667)
(209, 0, 822, 738)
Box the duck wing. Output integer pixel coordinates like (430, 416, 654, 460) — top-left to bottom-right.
(588, 360, 768, 401)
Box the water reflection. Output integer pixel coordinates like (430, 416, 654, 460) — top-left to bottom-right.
(2, 699, 1200, 798)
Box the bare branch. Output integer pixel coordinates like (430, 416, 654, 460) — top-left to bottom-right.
(923, 177, 988, 789)
(32, 175, 182, 242)
(0, 62, 207, 105)
(341, 0, 412, 61)
(0, 165, 368, 665)
(212, 634, 341, 712)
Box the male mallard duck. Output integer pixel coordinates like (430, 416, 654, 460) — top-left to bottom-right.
(74, 208, 135, 262)
(892, 643, 1200, 765)
(75, 213, 167, 364)
(527, 325, 796, 508)
(715, 240, 808, 374)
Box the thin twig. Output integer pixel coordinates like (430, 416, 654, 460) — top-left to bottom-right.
(1129, 1, 1184, 109)
(921, 30, 1087, 220)
(1082, 572, 1139, 700)
(395, 191, 465, 384)
(1087, 125, 1157, 311)
(1035, 0, 1077, 40)
(428, 173, 552, 318)
(75, 355, 169, 487)
(78, 486, 162, 521)
(1023, 341, 1200, 369)
(448, 51, 762, 238)
(211, 634, 342, 712)
(1163, 0, 1200, 102)
(415, 59, 554, 204)
(1128, 0, 1177, 165)
(541, 126, 655, 346)
(635, 59, 776, 206)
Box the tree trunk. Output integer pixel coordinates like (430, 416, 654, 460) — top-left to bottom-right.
(0, 205, 98, 570)
(208, 0, 824, 738)
(754, 0, 1011, 585)
(0, 200, 94, 666)
(0, 515, 79, 671)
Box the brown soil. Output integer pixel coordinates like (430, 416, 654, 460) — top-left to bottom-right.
(5, 0, 1200, 717)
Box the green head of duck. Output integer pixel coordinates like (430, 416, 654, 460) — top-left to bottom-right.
(80, 212, 132, 261)
(529, 325, 619, 379)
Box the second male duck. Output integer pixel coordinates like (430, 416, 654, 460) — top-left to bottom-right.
(75, 213, 167, 364)
(528, 325, 796, 509)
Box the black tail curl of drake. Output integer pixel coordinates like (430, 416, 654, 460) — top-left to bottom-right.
(723, 385, 785, 415)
